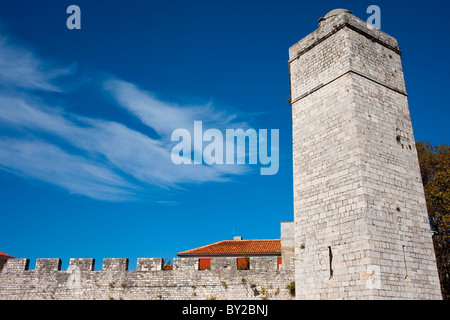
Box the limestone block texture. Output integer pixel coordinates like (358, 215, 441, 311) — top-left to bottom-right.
(289, 10, 441, 299)
(0, 257, 293, 300)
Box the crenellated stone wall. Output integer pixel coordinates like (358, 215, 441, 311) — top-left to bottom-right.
(0, 257, 294, 300)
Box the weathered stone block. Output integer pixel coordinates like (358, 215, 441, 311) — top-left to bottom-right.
(136, 258, 163, 271)
(102, 258, 128, 271)
(69, 258, 95, 271)
(36, 258, 62, 272)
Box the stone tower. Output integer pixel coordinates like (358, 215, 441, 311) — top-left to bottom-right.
(289, 9, 442, 299)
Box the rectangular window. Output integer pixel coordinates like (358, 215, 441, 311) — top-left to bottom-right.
(199, 258, 212, 270)
(277, 257, 282, 270)
(237, 257, 250, 270)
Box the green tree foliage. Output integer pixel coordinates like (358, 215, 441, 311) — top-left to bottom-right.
(416, 141, 450, 299)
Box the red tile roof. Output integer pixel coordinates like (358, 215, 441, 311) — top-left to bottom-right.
(0, 251, 13, 258)
(177, 239, 281, 256)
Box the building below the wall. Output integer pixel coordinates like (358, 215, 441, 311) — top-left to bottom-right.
(177, 223, 295, 271)
(0, 252, 13, 271)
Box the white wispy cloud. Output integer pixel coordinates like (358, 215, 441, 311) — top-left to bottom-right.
(103, 78, 252, 176)
(0, 31, 252, 201)
(103, 78, 245, 135)
(0, 138, 137, 201)
(0, 35, 75, 92)
(0, 94, 245, 193)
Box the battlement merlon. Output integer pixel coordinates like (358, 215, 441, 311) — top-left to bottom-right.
(288, 9, 400, 61)
(36, 258, 62, 272)
(136, 258, 163, 271)
(69, 258, 95, 271)
(1, 258, 29, 272)
(102, 258, 129, 271)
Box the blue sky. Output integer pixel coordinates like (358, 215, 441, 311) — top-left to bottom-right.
(0, 0, 449, 270)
